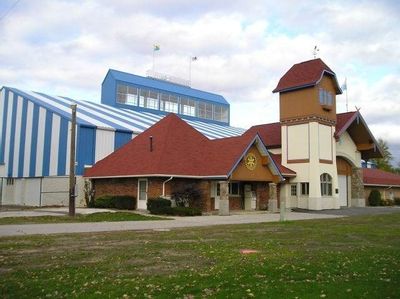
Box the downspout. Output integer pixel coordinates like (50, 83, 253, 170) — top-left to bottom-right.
(162, 176, 173, 198)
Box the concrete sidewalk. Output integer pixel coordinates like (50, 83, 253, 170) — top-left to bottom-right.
(0, 212, 341, 237)
(0, 207, 116, 218)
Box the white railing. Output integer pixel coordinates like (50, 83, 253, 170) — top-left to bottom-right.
(146, 70, 191, 87)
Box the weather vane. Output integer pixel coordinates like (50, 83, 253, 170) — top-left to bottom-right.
(313, 45, 319, 59)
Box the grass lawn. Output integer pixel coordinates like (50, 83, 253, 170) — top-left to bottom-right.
(0, 212, 169, 225)
(0, 213, 399, 298)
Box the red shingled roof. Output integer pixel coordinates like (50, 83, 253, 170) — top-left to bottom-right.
(336, 111, 357, 137)
(363, 168, 400, 186)
(84, 114, 284, 179)
(270, 154, 296, 176)
(272, 58, 341, 94)
(245, 111, 358, 148)
(243, 122, 281, 148)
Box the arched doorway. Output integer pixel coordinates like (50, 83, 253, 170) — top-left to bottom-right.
(336, 156, 354, 207)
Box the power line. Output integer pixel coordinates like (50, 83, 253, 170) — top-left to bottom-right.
(0, 0, 21, 23)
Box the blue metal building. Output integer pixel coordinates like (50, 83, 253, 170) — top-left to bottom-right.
(0, 70, 244, 206)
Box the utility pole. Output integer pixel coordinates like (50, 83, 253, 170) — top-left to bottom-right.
(69, 104, 77, 217)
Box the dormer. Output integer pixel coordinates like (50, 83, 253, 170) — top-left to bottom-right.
(273, 58, 342, 125)
(100, 69, 230, 125)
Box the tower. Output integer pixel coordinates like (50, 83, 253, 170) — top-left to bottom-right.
(273, 58, 342, 210)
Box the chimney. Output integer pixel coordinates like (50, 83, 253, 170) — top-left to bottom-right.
(149, 136, 153, 152)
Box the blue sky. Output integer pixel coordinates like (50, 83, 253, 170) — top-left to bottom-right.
(0, 0, 399, 166)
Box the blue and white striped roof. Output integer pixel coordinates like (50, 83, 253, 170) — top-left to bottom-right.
(10, 87, 245, 140)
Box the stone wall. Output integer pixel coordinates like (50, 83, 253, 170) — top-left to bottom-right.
(256, 182, 269, 210)
(351, 167, 365, 206)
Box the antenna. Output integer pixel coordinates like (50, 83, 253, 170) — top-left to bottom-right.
(313, 45, 320, 59)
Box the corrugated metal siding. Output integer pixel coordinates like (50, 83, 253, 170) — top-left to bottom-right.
(77, 126, 96, 175)
(95, 129, 115, 163)
(0, 86, 245, 178)
(114, 131, 133, 150)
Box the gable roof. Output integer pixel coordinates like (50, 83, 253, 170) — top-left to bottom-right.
(85, 114, 284, 180)
(106, 69, 229, 105)
(243, 122, 281, 148)
(363, 168, 400, 187)
(270, 154, 296, 176)
(272, 58, 342, 94)
(244, 111, 376, 149)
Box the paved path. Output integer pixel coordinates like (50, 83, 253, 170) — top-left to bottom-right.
(0, 207, 115, 218)
(0, 212, 341, 237)
(293, 206, 400, 216)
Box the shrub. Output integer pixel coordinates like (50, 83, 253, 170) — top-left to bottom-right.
(84, 180, 95, 208)
(93, 195, 136, 210)
(368, 190, 381, 206)
(147, 198, 202, 216)
(94, 196, 114, 208)
(147, 197, 171, 214)
(395, 198, 400, 206)
(171, 186, 203, 209)
(113, 196, 136, 210)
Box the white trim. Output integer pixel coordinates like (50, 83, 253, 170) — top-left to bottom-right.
(137, 178, 148, 209)
(364, 183, 400, 188)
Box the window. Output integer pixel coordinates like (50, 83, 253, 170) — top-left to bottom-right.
(181, 97, 196, 116)
(229, 182, 240, 196)
(301, 182, 309, 196)
(320, 173, 332, 196)
(117, 84, 138, 105)
(213, 105, 229, 123)
(198, 102, 213, 120)
(319, 88, 333, 106)
(160, 93, 179, 113)
(290, 184, 297, 196)
(139, 89, 159, 110)
(6, 178, 14, 185)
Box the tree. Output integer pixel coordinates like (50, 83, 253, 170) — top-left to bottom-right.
(371, 138, 393, 172)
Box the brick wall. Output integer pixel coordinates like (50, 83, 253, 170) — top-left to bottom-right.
(229, 196, 242, 210)
(256, 182, 269, 210)
(93, 178, 137, 199)
(92, 177, 213, 212)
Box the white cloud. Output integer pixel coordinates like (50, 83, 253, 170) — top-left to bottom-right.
(0, 0, 399, 162)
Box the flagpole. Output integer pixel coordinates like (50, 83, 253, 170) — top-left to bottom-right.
(152, 50, 155, 72)
(189, 56, 192, 85)
(345, 78, 348, 112)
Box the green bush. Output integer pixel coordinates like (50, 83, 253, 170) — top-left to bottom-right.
(113, 196, 136, 210)
(93, 195, 136, 210)
(394, 198, 400, 206)
(171, 186, 203, 209)
(368, 190, 381, 206)
(147, 197, 171, 214)
(94, 196, 114, 208)
(147, 198, 202, 216)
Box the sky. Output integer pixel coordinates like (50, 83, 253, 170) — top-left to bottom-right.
(0, 0, 399, 166)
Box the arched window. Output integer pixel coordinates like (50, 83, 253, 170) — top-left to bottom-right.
(320, 173, 332, 196)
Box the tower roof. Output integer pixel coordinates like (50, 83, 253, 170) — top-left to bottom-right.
(272, 58, 342, 94)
